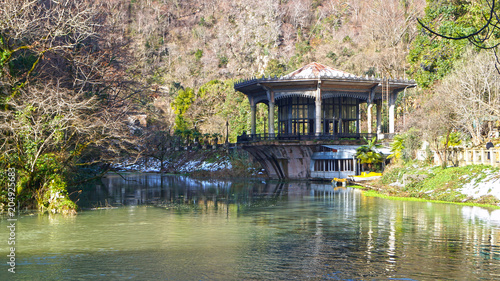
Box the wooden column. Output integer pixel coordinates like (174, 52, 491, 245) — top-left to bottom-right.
(357, 102, 360, 134)
(367, 87, 375, 135)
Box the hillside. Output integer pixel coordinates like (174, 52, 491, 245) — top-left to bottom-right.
(119, 0, 427, 137)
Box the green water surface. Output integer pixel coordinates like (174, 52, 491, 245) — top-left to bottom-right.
(1, 174, 500, 280)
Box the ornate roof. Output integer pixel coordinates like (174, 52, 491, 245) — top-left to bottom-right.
(234, 62, 417, 102)
(283, 62, 356, 79)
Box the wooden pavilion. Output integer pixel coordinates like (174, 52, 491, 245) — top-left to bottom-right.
(234, 62, 416, 179)
(235, 62, 416, 141)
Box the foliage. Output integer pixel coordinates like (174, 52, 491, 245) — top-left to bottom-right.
(184, 79, 251, 143)
(388, 134, 405, 160)
(356, 137, 383, 170)
(0, 0, 138, 213)
(171, 88, 195, 130)
(389, 128, 422, 162)
(264, 59, 288, 77)
(408, 0, 500, 88)
(440, 131, 462, 147)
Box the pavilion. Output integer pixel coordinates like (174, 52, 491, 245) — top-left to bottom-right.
(234, 62, 416, 179)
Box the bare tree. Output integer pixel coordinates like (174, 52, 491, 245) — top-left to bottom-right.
(436, 50, 500, 145)
(0, 0, 139, 211)
(408, 87, 457, 167)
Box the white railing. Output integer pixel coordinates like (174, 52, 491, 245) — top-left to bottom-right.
(463, 149, 500, 167)
(419, 148, 500, 167)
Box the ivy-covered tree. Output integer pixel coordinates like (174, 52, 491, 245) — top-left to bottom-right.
(418, 0, 500, 49)
(171, 87, 195, 131)
(408, 0, 483, 88)
(0, 0, 138, 213)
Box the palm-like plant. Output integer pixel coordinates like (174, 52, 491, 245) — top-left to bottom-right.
(388, 134, 404, 160)
(356, 137, 383, 171)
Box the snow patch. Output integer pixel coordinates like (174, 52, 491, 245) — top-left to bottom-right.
(459, 173, 500, 200)
(112, 157, 233, 173)
(178, 160, 232, 173)
(111, 158, 165, 172)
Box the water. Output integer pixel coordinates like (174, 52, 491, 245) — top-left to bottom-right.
(2, 173, 500, 280)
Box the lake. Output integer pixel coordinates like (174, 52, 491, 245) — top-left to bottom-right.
(1, 173, 500, 280)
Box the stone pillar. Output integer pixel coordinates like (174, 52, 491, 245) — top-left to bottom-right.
(265, 88, 275, 138)
(376, 101, 382, 135)
(465, 149, 471, 165)
(389, 92, 395, 134)
(367, 103, 373, 134)
(315, 81, 322, 136)
(250, 104, 256, 135)
(268, 100, 275, 136)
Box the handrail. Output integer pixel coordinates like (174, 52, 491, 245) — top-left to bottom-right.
(237, 133, 379, 143)
(463, 148, 500, 167)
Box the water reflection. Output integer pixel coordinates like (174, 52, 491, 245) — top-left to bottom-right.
(88, 174, 500, 279)
(2, 174, 500, 280)
(84, 173, 363, 209)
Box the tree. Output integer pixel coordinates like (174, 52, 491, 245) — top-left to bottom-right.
(436, 50, 500, 145)
(408, 87, 457, 167)
(417, 0, 500, 49)
(388, 128, 422, 162)
(412, 0, 500, 85)
(184, 79, 252, 143)
(171, 87, 195, 130)
(0, 0, 138, 212)
(356, 137, 384, 171)
(142, 130, 172, 172)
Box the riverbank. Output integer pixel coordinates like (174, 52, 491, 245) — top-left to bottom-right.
(111, 148, 264, 179)
(353, 162, 500, 208)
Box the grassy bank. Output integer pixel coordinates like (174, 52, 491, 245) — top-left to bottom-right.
(355, 188, 500, 209)
(356, 161, 500, 208)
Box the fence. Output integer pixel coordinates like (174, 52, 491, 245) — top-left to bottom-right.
(237, 133, 379, 143)
(463, 149, 500, 167)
